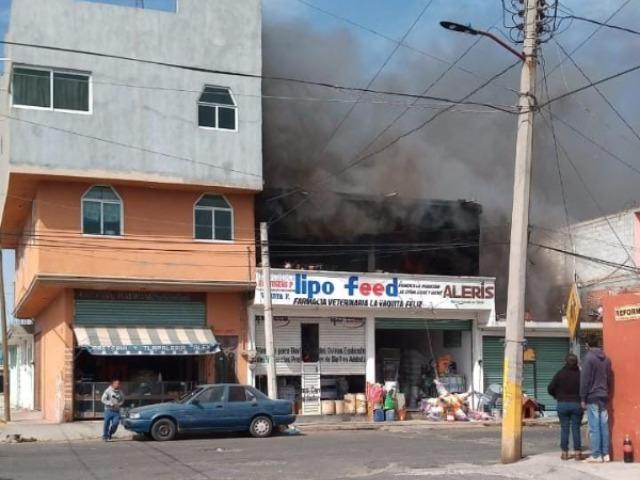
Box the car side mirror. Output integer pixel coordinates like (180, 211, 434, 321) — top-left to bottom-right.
(191, 399, 200, 406)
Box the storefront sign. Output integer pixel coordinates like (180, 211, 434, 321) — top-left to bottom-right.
(614, 304, 640, 322)
(256, 270, 495, 312)
(84, 344, 218, 356)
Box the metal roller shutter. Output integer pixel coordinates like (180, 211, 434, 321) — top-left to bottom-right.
(255, 317, 301, 375)
(376, 319, 472, 331)
(318, 318, 366, 375)
(75, 299, 205, 327)
(482, 336, 570, 412)
(527, 337, 570, 412)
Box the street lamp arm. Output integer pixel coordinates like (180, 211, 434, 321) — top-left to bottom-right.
(476, 30, 526, 62)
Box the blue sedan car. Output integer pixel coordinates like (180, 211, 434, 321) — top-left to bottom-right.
(123, 384, 296, 441)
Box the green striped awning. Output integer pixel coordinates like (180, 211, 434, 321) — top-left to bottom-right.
(74, 326, 220, 356)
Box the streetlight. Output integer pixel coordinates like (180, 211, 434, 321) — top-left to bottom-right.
(439, 21, 526, 62)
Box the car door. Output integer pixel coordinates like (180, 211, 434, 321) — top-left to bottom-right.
(186, 385, 230, 431)
(226, 385, 259, 429)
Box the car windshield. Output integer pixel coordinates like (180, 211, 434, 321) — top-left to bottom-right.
(176, 387, 206, 404)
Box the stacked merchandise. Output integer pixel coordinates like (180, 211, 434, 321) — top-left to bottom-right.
(420, 379, 492, 422)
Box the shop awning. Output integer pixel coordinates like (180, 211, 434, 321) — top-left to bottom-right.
(73, 326, 220, 356)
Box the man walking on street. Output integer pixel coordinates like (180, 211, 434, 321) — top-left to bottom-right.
(101, 379, 124, 442)
(580, 334, 613, 463)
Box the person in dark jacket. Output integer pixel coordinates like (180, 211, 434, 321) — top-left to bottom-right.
(580, 334, 612, 463)
(548, 353, 583, 460)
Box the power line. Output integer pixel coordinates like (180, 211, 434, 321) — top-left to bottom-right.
(545, 0, 632, 78)
(7, 70, 508, 114)
(2, 40, 517, 113)
(538, 112, 637, 268)
(552, 39, 640, 144)
(0, 113, 263, 180)
(290, 0, 519, 96)
(548, 111, 640, 178)
(268, 60, 521, 225)
(532, 242, 640, 275)
(301, 0, 436, 188)
(539, 62, 640, 112)
(539, 52, 574, 271)
(558, 14, 640, 36)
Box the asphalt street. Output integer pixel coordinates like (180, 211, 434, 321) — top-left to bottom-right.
(0, 425, 563, 480)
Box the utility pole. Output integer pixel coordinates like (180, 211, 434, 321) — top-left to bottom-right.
(501, 0, 540, 464)
(1, 250, 10, 422)
(259, 222, 278, 400)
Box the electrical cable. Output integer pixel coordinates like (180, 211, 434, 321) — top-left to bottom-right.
(557, 14, 640, 36)
(1, 40, 517, 113)
(538, 112, 637, 269)
(553, 39, 640, 144)
(539, 51, 575, 278)
(291, 0, 519, 96)
(267, 60, 521, 226)
(539, 62, 640, 112)
(8, 70, 508, 113)
(298, 0, 437, 196)
(544, 0, 632, 78)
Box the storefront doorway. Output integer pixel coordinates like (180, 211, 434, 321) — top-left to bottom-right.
(74, 351, 200, 418)
(375, 320, 473, 410)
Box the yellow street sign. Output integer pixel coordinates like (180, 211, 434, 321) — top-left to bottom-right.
(566, 284, 581, 339)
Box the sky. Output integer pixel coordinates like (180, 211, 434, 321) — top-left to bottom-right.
(0, 0, 638, 322)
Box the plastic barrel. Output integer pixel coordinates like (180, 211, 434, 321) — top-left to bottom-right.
(385, 409, 396, 421)
(374, 409, 385, 422)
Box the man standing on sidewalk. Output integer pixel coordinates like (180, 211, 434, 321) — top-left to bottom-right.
(580, 334, 613, 463)
(101, 379, 124, 442)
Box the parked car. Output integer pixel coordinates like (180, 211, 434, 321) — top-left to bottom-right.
(122, 384, 295, 441)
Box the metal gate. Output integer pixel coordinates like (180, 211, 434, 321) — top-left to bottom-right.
(482, 336, 570, 412)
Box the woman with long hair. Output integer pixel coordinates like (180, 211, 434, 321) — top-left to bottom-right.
(548, 353, 584, 460)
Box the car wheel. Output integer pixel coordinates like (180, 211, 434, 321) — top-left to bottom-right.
(249, 416, 273, 438)
(151, 418, 177, 442)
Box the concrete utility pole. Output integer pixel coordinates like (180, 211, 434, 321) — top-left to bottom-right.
(259, 222, 278, 400)
(1, 250, 10, 422)
(501, 0, 540, 464)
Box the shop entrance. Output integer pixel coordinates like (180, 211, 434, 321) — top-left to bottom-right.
(74, 351, 201, 419)
(375, 320, 473, 410)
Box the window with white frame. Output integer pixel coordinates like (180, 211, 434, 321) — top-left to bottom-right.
(194, 194, 233, 241)
(198, 86, 237, 131)
(82, 186, 122, 236)
(12, 66, 90, 112)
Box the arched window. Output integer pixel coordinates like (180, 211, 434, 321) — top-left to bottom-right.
(194, 194, 233, 241)
(82, 186, 122, 236)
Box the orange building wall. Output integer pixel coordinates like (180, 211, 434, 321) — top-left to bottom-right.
(603, 292, 640, 462)
(15, 181, 256, 315)
(36, 290, 74, 423)
(207, 292, 249, 384)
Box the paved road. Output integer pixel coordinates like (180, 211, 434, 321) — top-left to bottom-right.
(0, 425, 561, 480)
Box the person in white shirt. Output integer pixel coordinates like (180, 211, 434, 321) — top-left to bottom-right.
(101, 379, 124, 441)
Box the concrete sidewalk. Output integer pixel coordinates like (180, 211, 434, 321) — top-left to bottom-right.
(425, 452, 640, 480)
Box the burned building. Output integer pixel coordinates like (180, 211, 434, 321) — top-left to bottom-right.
(257, 189, 482, 276)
